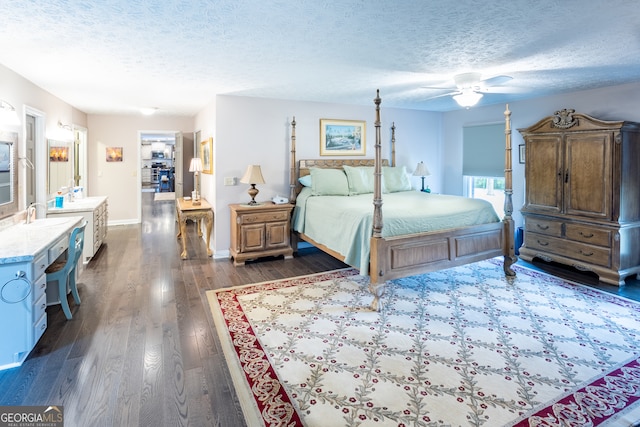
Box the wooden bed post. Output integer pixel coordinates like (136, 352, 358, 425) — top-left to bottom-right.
(289, 116, 297, 204)
(370, 90, 386, 311)
(391, 122, 396, 167)
(503, 105, 517, 276)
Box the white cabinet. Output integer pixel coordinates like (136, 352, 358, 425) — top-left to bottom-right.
(0, 216, 82, 370)
(142, 144, 152, 160)
(47, 196, 108, 264)
(142, 167, 151, 184)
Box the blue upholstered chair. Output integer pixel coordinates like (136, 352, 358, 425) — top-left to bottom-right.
(45, 221, 87, 320)
(159, 169, 171, 192)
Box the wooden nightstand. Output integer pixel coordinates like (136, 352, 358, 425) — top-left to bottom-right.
(229, 203, 294, 266)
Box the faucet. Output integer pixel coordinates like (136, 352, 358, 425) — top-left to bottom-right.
(25, 202, 44, 224)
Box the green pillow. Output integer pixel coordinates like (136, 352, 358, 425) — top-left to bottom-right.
(343, 165, 375, 195)
(383, 166, 412, 192)
(310, 168, 349, 196)
(298, 175, 312, 187)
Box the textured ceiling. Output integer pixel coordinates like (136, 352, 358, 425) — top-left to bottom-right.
(1, 0, 639, 115)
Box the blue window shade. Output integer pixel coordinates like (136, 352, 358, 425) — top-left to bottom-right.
(463, 123, 504, 177)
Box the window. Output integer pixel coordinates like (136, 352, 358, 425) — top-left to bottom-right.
(463, 123, 505, 215)
(465, 176, 505, 216)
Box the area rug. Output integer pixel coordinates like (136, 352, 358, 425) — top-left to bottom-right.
(207, 260, 640, 426)
(153, 191, 175, 201)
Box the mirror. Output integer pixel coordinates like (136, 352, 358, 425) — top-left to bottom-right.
(0, 131, 18, 219)
(48, 139, 73, 196)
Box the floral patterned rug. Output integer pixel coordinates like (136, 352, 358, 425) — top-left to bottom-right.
(207, 260, 640, 426)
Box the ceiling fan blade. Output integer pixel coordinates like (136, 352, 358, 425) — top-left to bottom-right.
(423, 91, 460, 101)
(480, 75, 513, 87)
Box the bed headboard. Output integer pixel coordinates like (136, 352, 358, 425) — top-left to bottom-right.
(298, 159, 390, 178)
(288, 115, 396, 202)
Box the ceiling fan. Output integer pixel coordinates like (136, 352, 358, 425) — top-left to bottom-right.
(422, 72, 513, 107)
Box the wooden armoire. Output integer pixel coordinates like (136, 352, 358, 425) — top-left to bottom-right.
(518, 109, 640, 286)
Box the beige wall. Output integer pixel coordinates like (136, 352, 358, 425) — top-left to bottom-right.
(0, 64, 86, 212)
(86, 114, 195, 224)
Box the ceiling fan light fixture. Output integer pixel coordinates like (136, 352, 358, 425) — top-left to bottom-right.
(453, 90, 483, 108)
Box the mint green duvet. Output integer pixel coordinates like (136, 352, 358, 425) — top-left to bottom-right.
(293, 188, 500, 275)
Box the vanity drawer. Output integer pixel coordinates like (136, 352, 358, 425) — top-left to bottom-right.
(32, 312, 47, 345)
(33, 252, 48, 280)
(48, 236, 68, 264)
(32, 274, 47, 304)
(33, 292, 47, 324)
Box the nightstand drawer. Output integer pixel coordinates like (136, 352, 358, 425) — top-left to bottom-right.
(239, 211, 290, 224)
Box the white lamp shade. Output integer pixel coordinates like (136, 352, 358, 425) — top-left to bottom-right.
(189, 157, 203, 172)
(413, 161, 431, 177)
(240, 165, 265, 185)
(453, 90, 483, 108)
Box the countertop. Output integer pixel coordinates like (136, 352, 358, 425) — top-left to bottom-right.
(47, 196, 107, 213)
(0, 216, 83, 264)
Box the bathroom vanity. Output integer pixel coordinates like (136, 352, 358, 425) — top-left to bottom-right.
(47, 196, 108, 264)
(0, 216, 83, 370)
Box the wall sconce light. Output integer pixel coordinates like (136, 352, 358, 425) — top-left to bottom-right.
(189, 157, 203, 205)
(240, 165, 265, 206)
(56, 120, 74, 141)
(0, 99, 20, 127)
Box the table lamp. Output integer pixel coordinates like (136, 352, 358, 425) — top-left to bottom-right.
(240, 165, 265, 205)
(189, 157, 203, 205)
(413, 161, 431, 192)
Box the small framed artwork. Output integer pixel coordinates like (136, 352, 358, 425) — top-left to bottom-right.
(320, 119, 366, 156)
(519, 144, 525, 164)
(106, 147, 123, 162)
(49, 146, 69, 162)
(201, 137, 213, 174)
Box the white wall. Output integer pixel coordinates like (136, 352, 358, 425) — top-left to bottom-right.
(210, 94, 441, 257)
(441, 81, 640, 228)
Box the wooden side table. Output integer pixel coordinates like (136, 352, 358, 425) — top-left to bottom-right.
(229, 202, 294, 266)
(176, 198, 214, 259)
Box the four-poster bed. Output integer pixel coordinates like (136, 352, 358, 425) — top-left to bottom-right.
(289, 91, 517, 310)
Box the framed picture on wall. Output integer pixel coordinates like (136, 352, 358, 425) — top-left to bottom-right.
(320, 119, 366, 156)
(106, 147, 123, 162)
(201, 137, 213, 174)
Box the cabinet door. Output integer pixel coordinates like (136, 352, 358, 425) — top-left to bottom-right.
(265, 221, 289, 249)
(524, 135, 563, 214)
(240, 223, 266, 252)
(564, 132, 611, 219)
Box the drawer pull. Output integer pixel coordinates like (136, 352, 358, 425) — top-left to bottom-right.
(536, 240, 549, 246)
(41, 323, 46, 331)
(536, 224, 549, 230)
(579, 232, 594, 238)
(579, 250, 594, 256)
(41, 303, 46, 309)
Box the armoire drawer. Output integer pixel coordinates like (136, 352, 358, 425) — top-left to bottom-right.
(565, 223, 611, 247)
(525, 218, 562, 237)
(525, 233, 611, 267)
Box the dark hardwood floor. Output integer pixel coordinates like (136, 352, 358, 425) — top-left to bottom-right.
(1, 193, 639, 426)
